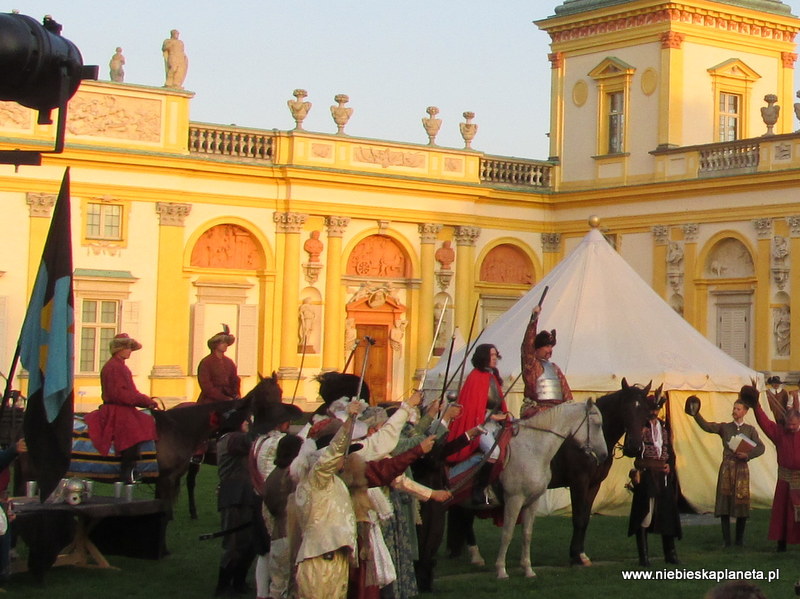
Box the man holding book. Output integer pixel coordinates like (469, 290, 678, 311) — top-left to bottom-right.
(685, 396, 765, 547)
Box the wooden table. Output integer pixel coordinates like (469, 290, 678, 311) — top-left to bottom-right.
(12, 495, 167, 580)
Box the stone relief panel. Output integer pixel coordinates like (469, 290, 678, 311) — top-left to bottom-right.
(704, 238, 754, 279)
(190, 224, 265, 270)
(353, 146, 425, 169)
(67, 92, 161, 142)
(346, 235, 409, 279)
(0, 101, 31, 129)
(479, 244, 533, 285)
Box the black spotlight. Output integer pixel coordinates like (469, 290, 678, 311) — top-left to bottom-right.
(0, 13, 98, 164)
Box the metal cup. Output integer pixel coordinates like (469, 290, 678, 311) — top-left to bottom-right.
(25, 480, 38, 498)
(124, 484, 135, 502)
(84, 480, 94, 499)
(113, 481, 124, 498)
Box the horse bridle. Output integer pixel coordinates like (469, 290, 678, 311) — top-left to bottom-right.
(522, 402, 602, 464)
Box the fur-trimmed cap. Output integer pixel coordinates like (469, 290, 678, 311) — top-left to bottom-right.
(738, 384, 760, 409)
(109, 333, 142, 355)
(208, 324, 235, 350)
(534, 329, 557, 349)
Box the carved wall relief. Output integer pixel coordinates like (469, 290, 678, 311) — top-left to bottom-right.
(190, 224, 265, 269)
(704, 238, 754, 279)
(346, 235, 409, 279)
(67, 92, 161, 142)
(479, 244, 533, 285)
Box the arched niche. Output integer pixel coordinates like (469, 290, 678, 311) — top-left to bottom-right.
(345, 234, 411, 279)
(479, 243, 534, 285)
(190, 223, 266, 270)
(703, 237, 754, 279)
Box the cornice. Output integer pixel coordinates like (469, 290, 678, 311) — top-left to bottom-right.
(539, 2, 799, 45)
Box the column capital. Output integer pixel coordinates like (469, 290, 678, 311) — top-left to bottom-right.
(787, 216, 800, 237)
(274, 211, 307, 233)
(752, 218, 774, 239)
(26, 192, 56, 218)
(418, 223, 443, 244)
(454, 226, 480, 247)
(651, 225, 670, 245)
(324, 215, 350, 238)
(682, 223, 699, 243)
(155, 202, 191, 226)
(541, 232, 561, 253)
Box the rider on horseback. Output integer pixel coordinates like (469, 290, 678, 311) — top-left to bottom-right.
(197, 325, 240, 404)
(85, 333, 158, 483)
(520, 305, 572, 418)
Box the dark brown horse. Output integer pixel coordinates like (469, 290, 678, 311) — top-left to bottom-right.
(184, 373, 283, 519)
(547, 378, 653, 565)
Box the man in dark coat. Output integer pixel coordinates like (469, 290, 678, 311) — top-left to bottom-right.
(628, 392, 681, 567)
(197, 326, 240, 404)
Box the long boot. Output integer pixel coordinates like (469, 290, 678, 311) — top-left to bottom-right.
(662, 535, 680, 564)
(735, 518, 747, 547)
(471, 462, 493, 508)
(721, 516, 731, 547)
(214, 565, 232, 596)
(119, 445, 140, 484)
(635, 528, 650, 567)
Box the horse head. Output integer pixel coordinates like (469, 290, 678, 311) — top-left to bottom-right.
(618, 377, 654, 458)
(573, 399, 608, 466)
(248, 372, 284, 429)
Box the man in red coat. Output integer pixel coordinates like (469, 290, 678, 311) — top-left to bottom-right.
(86, 334, 158, 483)
(520, 304, 572, 418)
(197, 326, 240, 404)
(750, 384, 800, 551)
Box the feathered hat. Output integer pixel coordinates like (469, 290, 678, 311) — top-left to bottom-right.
(534, 329, 557, 349)
(109, 333, 142, 355)
(314, 371, 370, 415)
(208, 324, 235, 350)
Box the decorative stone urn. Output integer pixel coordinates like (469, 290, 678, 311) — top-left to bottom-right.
(288, 89, 312, 130)
(422, 106, 442, 145)
(330, 94, 353, 135)
(459, 111, 478, 149)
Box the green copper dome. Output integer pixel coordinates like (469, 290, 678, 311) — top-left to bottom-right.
(553, 0, 792, 17)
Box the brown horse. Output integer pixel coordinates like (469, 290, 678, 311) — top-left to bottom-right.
(184, 373, 283, 519)
(547, 378, 654, 565)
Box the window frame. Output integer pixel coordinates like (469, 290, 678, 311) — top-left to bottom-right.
(589, 57, 635, 157)
(80, 197, 130, 248)
(708, 59, 761, 143)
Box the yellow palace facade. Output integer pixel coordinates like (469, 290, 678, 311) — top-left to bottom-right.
(2, 0, 800, 411)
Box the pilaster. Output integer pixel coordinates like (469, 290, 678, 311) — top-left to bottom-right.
(417, 224, 442, 372)
(322, 216, 350, 371)
(454, 226, 480, 337)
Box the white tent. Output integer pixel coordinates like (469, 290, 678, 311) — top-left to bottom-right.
(424, 225, 775, 516)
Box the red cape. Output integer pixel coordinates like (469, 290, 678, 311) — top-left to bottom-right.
(446, 368, 505, 464)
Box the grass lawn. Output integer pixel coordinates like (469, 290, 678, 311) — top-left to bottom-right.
(4, 466, 799, 598)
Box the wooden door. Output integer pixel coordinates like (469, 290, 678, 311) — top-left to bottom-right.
(352, 324, 390, 404)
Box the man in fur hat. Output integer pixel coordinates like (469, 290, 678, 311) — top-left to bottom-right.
(520, 304, 572, 417)
(85, 333, 158, 483)
(765, 375, 798, 425)
(197, 325, 240, 404)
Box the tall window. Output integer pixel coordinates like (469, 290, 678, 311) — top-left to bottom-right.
(80, 299, 119, 372)
(607, 91, 625, 154)
(718, 93, 740, 142)
(86, 203, 122, 240)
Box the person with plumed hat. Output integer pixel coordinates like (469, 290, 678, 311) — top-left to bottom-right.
(197, 325, 241, 404)
(520, 304, 573, 419)
(85, 333, 159, 483)
(250, 401, 303, 599)
(685, 395, 765, 547)
(765, 375, 798, 425)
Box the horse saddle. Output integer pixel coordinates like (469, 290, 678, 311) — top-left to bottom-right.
(445, 424, 514, 509)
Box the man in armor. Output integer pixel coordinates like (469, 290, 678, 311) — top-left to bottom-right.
(520, 305, 572, 417)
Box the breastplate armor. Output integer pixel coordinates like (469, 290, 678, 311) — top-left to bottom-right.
(536, 361, 562, 401)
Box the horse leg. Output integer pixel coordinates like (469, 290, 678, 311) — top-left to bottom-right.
(186, 461, 199, 520)
(519, 500, 538, 578)
(495, 493, 525, 579)
(569, 482, 600, 566)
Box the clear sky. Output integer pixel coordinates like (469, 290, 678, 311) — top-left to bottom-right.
(8, 1, 800, 160)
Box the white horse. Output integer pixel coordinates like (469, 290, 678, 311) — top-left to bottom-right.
(496, 399, 607, 579)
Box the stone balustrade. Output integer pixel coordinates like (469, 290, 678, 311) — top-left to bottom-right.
(480, 156, 553, 188)
(698, 140, 760, 175)
(189, 124, 274, 160)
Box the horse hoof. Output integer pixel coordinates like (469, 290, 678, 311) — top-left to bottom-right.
(524, 569, 537, 579)
(468, 545, 485, 567)
(578, 553, 592, 566)
(497, 570, 509, 580)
